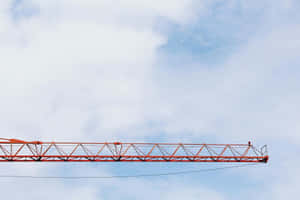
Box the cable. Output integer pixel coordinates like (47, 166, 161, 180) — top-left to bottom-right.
(0, 163, 262, 179)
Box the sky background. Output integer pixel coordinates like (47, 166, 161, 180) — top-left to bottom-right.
(0, 0, 300, 199)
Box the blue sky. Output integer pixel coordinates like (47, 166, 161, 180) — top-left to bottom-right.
(0, 0, 300, 199)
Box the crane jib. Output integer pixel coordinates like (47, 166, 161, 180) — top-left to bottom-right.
(0, 138, 268, 163)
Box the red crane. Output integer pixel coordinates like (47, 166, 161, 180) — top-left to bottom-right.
(0, 138, 268, 163)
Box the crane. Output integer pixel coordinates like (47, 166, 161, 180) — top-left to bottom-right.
(0, 138, 268, 163)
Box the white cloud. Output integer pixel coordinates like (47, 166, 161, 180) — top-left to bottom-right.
(21, 0, 198, 26)
(150, 23, 300, 143)
(1, 0, 300, 199)
(0, 180, 100, 200)
(0, 0, 169, 140)
(106, 178, 224, 200)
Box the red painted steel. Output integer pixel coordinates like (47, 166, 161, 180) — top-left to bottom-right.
(0, 138, 268, 163)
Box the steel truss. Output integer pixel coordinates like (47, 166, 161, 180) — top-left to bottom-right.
(0, 139, 268, 162)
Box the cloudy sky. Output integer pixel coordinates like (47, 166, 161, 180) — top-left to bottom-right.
(0, 0, 299, 199)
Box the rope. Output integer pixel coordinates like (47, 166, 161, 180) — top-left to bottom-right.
(0, 163, 262, 179)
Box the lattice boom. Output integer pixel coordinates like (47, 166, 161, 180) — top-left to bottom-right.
(0, 139, 268, 163)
